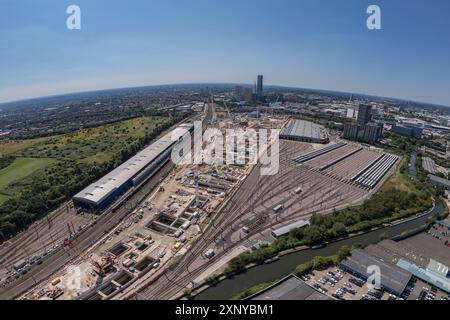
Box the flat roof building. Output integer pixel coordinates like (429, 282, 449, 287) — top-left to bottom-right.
(340, 248, 412, 296)
(397, 259, 450, 294)
(271, 219, 309, 238)
(428, 174, 450, 189)
(73, 123, 193, 213)
(391, 124, 423, 139)
(280, 119, 328, 144)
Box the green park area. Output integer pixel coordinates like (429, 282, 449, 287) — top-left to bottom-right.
(0, 115, 184, 240)
(0, 157, 56, 204)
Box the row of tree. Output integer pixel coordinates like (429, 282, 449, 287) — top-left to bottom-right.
(0, 112, 191, 241)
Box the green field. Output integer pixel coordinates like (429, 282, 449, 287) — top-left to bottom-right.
(0, 113, 191, 240)
(2, 116, 172, 164)
(0, 157, 56, 203)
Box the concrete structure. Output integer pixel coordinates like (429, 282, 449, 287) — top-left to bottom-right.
(343, 122, 383, 144)
(271, 219, 309, 238)
(73, 123, 194, 213)
(362, 123, 383, 144)
(247, 275, 330, 300)
(391, 124, 423, 139)
(357, 104, 372, 126)
(343, 104, 382, 144)
(280, 119, 329, 144)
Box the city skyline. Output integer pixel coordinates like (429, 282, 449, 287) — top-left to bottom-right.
(1, 0, 450, 106)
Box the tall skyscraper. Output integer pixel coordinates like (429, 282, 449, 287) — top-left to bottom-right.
(357, 104, 372, 126)
(256, 75, 264, 97)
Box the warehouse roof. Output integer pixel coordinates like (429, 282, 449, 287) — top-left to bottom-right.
(280, 119, 324, 140)
(397, 259, 450, 294)
(247, 275, 331, 300)
(73, 124, 192, 205)
(271, 220, 309, 238)
(428, 174, 450, 188)
(340, 249, 412, 295)
(422, 157, 437, 174)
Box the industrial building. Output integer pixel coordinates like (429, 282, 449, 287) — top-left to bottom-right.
(428, 174, 450, 189)
(247, 275, 331, 300)
(397, 259, 450, 294)
(271, 219, 309, 238)
(422, 157, 437, 174)
(280, 119, 329, 144)
(340, 248, 412, 296)
(73, 123, 194, 213)
(391, 124, 423, 139)
(340, 239, 450, 296)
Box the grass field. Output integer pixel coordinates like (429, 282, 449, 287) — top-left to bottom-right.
(0, 114, 188, 239)
(5, 116, 172, 164)
(0, 157, 56, 203)
(381, 157, 416, 193)
(0, 138, 50, 156)
(0, 116, 172, 204)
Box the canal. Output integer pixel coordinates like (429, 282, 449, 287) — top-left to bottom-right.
(194, 203, 443, 300)
(409, 150, 417, 182)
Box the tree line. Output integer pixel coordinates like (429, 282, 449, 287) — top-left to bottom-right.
(0, 111, 191, 241)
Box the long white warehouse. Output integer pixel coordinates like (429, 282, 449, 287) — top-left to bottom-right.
(73, 123, 193, 213)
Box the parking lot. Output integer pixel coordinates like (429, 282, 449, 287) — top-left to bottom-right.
(302, 266, 395, 300)
(302, 265, 450, 301)
(407, 278, 449, 301)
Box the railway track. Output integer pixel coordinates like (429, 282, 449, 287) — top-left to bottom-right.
(134, 141, 367, 299)
(0, 201, 95, 274)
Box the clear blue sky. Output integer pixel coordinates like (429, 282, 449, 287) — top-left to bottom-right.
(1, 0, 449, 106)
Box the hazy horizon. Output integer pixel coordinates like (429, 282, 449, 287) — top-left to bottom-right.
(1, 0, 450, 106)
(1, 81, 448, 110)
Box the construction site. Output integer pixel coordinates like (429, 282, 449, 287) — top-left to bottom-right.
(2, 103, 399, 301)
(128, 115, 400, 300)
